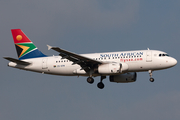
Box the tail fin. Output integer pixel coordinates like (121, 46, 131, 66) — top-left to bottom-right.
(11, 29, 46, 60)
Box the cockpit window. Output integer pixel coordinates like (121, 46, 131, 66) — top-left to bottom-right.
(159, 54, 169, 57)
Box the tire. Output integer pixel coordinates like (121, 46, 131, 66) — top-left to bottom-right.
(87, 77, 94, 84)
(97, 82, 104, 89)
(149, 78, 154, 82)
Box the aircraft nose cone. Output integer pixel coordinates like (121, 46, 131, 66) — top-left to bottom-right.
(171, 58, 177, 66)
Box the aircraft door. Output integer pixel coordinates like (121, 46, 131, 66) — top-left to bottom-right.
(146, 51, 152, 62)
(42, 58, 48, 69)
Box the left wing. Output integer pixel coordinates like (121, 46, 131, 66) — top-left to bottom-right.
(4, 57, 31, 66)
(47, 45, 102, 73)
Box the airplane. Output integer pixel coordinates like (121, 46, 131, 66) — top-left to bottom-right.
(4, 29, 177, 89)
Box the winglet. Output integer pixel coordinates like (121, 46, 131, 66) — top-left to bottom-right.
(47, 45, 52, 50)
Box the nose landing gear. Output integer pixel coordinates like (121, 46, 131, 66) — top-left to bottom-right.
(149, 70, 154, 82)
(149, 77, 154, 82)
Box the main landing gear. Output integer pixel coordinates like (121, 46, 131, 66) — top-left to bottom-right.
(87, 76, 106, 89)
(149, 70, 154, 82)
(87, 77, 94, 84)
(97, 76, 106, 89)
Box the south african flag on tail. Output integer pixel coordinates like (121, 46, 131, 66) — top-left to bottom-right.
(11, 29, 46, 60)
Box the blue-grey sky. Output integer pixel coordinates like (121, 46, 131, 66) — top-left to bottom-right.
(1, 0, 180, 120)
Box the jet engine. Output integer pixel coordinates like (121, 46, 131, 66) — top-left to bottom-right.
(109, 72, 137, 83)
(98, 63, 128, 74)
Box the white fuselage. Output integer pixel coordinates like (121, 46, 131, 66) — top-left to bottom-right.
(8, 50, 177, 77)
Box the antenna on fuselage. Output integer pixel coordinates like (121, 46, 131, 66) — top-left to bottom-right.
(147, 48, 150, 50)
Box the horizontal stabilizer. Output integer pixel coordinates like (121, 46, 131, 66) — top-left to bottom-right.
(3, 57, 31, 65)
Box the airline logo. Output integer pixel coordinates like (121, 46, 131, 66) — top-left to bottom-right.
(16, 35, 22, 41)
(11, 29, 46, 60)
(15, 42, 37, 58)
(100, 52, 143, 58)
(13, 33, 37, 58)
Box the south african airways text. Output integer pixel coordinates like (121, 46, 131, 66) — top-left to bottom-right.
(100, 52, 143, 58)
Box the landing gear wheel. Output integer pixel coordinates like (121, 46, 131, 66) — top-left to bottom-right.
(149, 78, 154, 82)
(97, 82, 104, 89)
(87, 77, 94, 84)
(148, 70, 154, 82)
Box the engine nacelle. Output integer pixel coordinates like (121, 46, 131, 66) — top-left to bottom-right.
(98, 63, 128, 74)
(109, 72, 137, 83)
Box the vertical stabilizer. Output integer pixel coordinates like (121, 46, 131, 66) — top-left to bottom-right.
(11, 29, 46, 60)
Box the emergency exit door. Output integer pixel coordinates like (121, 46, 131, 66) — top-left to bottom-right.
(146, 51, 152, 62)
(42, 58, 48, 69)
